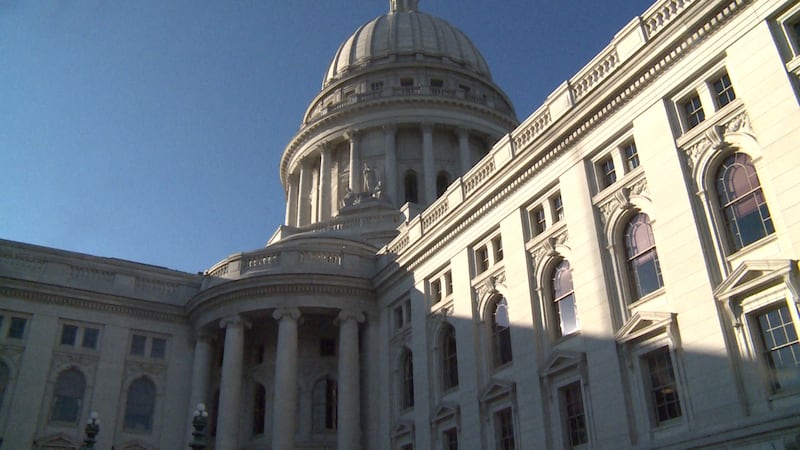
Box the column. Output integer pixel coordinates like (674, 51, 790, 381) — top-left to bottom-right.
(337, 310, 365, 450)
(271, 307, 302, 450)
(347, 131, 361, 192)
(422, 123, 435, 204)
(384, 125, 397, 205)
(186, 330, 213, 441)
(457, 128, 471, 175)
(319, 144, 332, 220)
(296, 158, 312, 226)
(216, 316, 248, 450)
(285, 173, 299, 227)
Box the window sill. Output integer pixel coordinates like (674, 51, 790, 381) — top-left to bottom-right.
(675, 99, 744, 147)
(725, 233, 779, 268)
(627, 287, 667, 310)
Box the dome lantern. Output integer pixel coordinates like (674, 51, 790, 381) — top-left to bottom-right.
(391, 0, 419, 13)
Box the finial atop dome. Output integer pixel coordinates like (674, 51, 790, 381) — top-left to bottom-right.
(390, 0, 419, 13)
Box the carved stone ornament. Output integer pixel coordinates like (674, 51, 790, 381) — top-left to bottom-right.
(52, 351, 99, 370)
(0, 343, 24, 363)
(125, 360, 167, 379)
(598, 185, 640, 226)
(474, 272, 506, 302)
(531, 230, 570, 264)
(683, 111, 752, 170)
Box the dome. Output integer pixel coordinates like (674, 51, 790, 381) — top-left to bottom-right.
(323, 3, 492, 87)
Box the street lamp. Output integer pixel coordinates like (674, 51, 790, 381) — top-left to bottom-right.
(189, 403, 209, 450)
(82, 411, 100, 449)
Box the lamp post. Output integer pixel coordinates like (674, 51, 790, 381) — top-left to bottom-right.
(82, 411, 100, 449)
(189, 403, 209, 450)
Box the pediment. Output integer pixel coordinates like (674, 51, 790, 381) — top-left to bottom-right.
(392, 419, 414, 438)
(38, 433, 78, 448)
(479, 379, 515, 403)
(713, 259, 797, 300)
(541, 350, 584, 377)
(615, 311, 675, 343)
(431, 402, 459, 423)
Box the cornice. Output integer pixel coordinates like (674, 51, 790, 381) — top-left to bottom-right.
(384, 0, 752, 273)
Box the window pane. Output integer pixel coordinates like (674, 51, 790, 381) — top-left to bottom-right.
(757, 305, 800, 391)
(124, 378, 156, 431)
(444, 427, 459, 450)
(683, 95, 705, 128)
(624, 142, 640, 170)
(130, 335, 147, 356)
(151, 338, 167, 359)
(402, 350, 414, 409)
(716, 153, 774, 250)
(50, 369, 86, 423)
(561, 382, 588, 446)
(0, 361, 9, 411)
(713, 73, 736, 107)
(495, 408, 515, 450)
(8, 317, 26, 339)
(253, 384, 266, 434)
(60, 325, 78, 346)
(82, 328, 99, 349)
(442, 325, 459, 390)
(625, 214, 664, 299)
(645, 348, 682, 424)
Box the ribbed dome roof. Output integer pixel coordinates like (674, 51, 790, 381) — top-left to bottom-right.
(323, 7, 492, 87)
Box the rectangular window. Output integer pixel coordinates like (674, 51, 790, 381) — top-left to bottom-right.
(400, 77, 414, 87)
(494, 407, 515, 450)
(757, 305, 800, 392)
(624, 142, 640, 171)
(60, 324, 78, 346)
(599, 157, 616, 187)
(476, 246, 489, 274)
(130, 334, 147, 356)
(552, 194, 564, 221)
(560, 382, 588, 447)
(532, 206, 546, 235)
(82, 328, 100, 349)
(371, 81, 384, 92)
(431, 280, 442, 304)
(683, 95, 705, 129)
(444, 271, 453, 296)
(150, 337, 167, 359)
(644, 347, 682, 424)
(793, 21, 800, 50)
(493, 237, 503, 262)
(8, 317, 27, 339)
(713, 73, 736, 107)
(443, 427, 459, 450)
(430, 78, 444, 88)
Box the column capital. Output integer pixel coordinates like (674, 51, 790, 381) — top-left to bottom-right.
(421, 122, 434, 133)
(336, 309, 365, 325)
(219, 315, 251, 330)
(273, 307, 302, 322)
(382, 124, 397, 134)
(344, 129, 361, 142)
(193, 328, 215, 343)
(319, 141, 333, 154)
(456, 127, 470, 138)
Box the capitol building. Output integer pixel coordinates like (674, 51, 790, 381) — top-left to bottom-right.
(3, 0, 800, 448)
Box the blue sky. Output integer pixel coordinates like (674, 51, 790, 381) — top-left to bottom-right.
(1, 0, 649, 272)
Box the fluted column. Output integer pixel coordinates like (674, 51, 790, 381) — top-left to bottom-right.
(384, 125, 397, 206)
(296, 158, 312, 226)
(319, 144, 332, 220)
(457, 128, 471, 175)
(347, 131, 361, 192)
(186, 330, 213, 441)
(337, 310, 365, 449)
(422, 123, 435, 204)
(286, 173, 299, 227)
(271, 307, 302, 450)
(216, 315, 249, 450)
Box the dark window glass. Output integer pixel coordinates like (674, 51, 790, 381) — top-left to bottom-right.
(8, 317, 26, 339)
(371, 81, 384, 92)
(431, 78, 444, 88)
(476, 246, 489, 274)
(600, 157, 616, 187)
(532, 207, 546, 234)
(402, 350, 415, 409)
(624, 142, 640, 170)
(624, 214, 664, 300)
(442, 324, 459, 390)
(253, 384, 266, 434)
(495, 407, 515, 450)
(0, 361, 9, 412)
(320, 338, 336, 357)
(561, 381, 588, 447)
(493, 237, 503, 262)
(130, 335, 147, 356)
(60, 325, 78, 346)
(50, 369, 85, 423)
(715, 152, 774, 251)
(444, 271, 453, 296)
(492, 299, 513, 367)
(82, 328, 99, 349)
(210, 389, 220, 436)
(683, 95, 705, 129)
(552, 261, 579, 336)
(645, 347, 682, 424)
(404, 171, 419, 204)
(400, 77, 414, 87)
(757, 305, 800, 391)
(436, 171, 451, 198)
(552, 194, 564, 221)
(713, 73, 736, 107)
(124, 377, 156, 431)
(151, 338, 166, 359)
(794, 21, 800, 49)
(444, 427, 459, 450)
(431, 280, 442, 304)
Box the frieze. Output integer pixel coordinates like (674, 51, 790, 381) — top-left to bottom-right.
(0, 251, 46, 272)
(70, 266, 115, 283)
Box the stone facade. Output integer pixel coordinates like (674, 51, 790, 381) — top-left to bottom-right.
(2, 0, 800, 449)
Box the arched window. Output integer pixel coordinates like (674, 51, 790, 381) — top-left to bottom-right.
(401, 349, 414, 409)
(624, 213, 663, 300)
(436, 171, 451, 198)
(253, 383, 266, 435)
(50, 368, 86, 424)
(124, 377, 156, 432)
(552, 260, 579, 336)
(491, 297, 513, 367)
(404, 171, 419, 204)
(715, 152, 774, 251)
(312, 376, 337, 431)
(441, 324, 459, 390)
(0, 361, 9, 411)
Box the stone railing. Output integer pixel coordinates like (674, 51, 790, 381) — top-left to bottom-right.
(642, 0, 697, 39)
